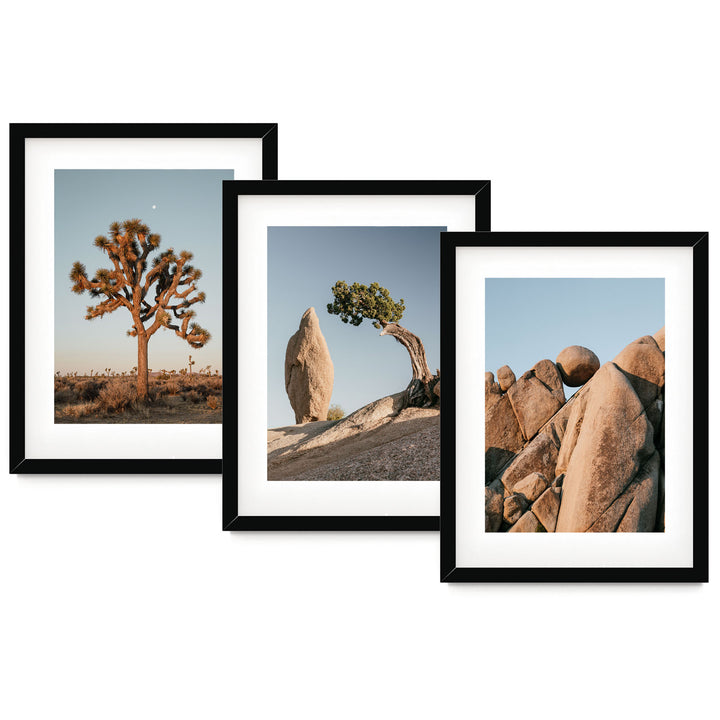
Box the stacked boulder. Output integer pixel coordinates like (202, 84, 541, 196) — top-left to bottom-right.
(485, 329, 664, 533)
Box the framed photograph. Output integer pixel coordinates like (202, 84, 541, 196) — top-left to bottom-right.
(223, 180, 491, 530)
(441, 231, 708, 581)
(10, 123, 278, 474)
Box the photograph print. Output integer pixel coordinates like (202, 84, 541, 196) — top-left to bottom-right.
(442, 232, 707, 581)
(55, 170, 224, 426)
(268, 226, 441, 483)
(484, 277, 665, 534)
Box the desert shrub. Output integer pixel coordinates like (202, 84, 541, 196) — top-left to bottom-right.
(54, 388, 77, 405)
(97, 380, 136, 414)
(76, 380, 103, 401)
(193, 383, 209, 396)
(165, 381, 179, 395)
(148, 390, 169, 407)
(207, 395, 220, 410)
(326, 404, 345, 421)
(206, 376, 222, 393)
(57, 401, 99, 419)
(186, 390, 203, 404)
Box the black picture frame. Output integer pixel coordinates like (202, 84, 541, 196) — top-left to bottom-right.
(440, 231, 708, 582)
(9, 123, 278, 474)
(223, 180, 491, 531)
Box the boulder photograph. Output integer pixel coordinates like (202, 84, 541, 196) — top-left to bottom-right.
(267, 226, 441, 482)
(484, 278, 665, 533)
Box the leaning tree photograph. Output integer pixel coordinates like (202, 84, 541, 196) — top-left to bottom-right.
(267, 225, 442, 482)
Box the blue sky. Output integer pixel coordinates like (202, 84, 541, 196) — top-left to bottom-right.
(485, 278, 665, 394)
(268, 226, 443, 428)
(55, 169, 230, 374)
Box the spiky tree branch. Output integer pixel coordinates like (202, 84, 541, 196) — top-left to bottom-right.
(70, 219, 211, 399)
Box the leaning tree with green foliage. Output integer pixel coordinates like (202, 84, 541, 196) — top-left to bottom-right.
(327, 281, 438, 407)
(70, 219, 210, 401)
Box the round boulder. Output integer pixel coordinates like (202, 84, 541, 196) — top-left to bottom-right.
(496, 365, 516, 392)
(555, 345, 600, 387)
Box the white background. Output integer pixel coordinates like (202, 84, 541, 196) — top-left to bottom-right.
(0, 2, 717, 719)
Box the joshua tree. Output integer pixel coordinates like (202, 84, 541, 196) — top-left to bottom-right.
(70, 219, 210, 401)
(327, 281, 438, 407)
(188, 354, 195, 374)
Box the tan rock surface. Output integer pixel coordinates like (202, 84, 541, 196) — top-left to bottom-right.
(272, 392, 404, 460)
(532, 359, 566, 404)
(499, 432, 559, 495)
(485, 393, 524, 482)
(617, 451, 661, 532)
(503, 494, 529, 525)
(587, 452, 660, 532)
(539, 393, 581, 449)
(268, 403, 439, 481)
(555, 363, 655, 532)
(507, 363, 564, 441)
(556, 345, 600, 386)
(486, 371, 500, 395)
(612, 335, 665, 408)
(497, 365, 516, 392)
(509, 511, 542, 532)
(485, 484, 504, 532)
(513, 472, 548, 503)
(285, 307, 334, 423)
(653, 326, 665, 352)
(555, 388, 590, 475)
(532, 487, 561, 532)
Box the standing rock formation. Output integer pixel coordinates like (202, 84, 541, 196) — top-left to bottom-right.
(556, 345, 600, 386)
(485, 371, 524, 480)
(285, 307, 334, 424)
(507, 360, 565, 441)
(485, 359, 566, 490)
(485, 330, 665, 533)
(555, 362, 654, 532)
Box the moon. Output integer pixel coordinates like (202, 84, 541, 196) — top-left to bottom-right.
(152, 204, 157, 210)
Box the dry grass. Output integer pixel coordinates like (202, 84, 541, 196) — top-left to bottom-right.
(54, 371, 223, 424)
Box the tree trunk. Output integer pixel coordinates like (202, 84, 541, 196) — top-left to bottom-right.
(379, 321, 437, 407)
(136, 328, 149, 401)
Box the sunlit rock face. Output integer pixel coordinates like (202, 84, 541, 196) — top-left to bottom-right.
(485, 330, 665, 533)
(285, 307, 334, 424)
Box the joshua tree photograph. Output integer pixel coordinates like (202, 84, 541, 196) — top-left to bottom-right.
(54, 170, 227, 423)
(267, 226, 442, 481)
(484, 278, 665, 533)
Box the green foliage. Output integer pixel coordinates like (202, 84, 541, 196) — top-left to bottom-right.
(326, 281, 405, 330)
(326, 404, 345, 421)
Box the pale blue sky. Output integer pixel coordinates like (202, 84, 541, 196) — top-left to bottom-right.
(55, 169, 229, 374)
(486, 278, 665, 395)
(268, 226, 443, 428)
